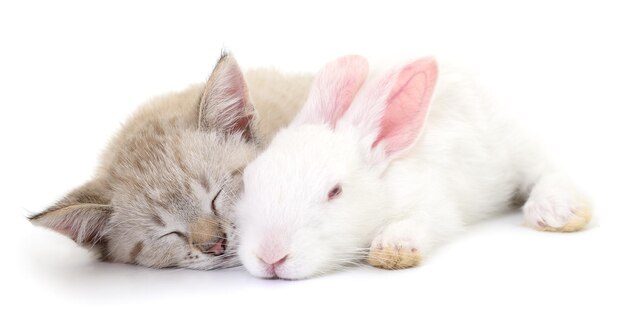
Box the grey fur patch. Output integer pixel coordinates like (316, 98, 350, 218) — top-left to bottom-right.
(151, 215, 166, 227)
(129, 241, 144, 263)
(199, 176, 211, 192)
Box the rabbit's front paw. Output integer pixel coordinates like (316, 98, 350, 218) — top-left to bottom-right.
(523, 176, 592, 232)
(524, 198, 591, 232)
(367, 220, 422, 270)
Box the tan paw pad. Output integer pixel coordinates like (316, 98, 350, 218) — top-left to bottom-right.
(367, 245, 422, 270)
(537, 205, 592, 233)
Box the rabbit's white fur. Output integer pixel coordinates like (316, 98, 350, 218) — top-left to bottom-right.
(235, 56, 591, 279)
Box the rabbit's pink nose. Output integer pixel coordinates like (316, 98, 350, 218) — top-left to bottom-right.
(258, 254, 288, 268)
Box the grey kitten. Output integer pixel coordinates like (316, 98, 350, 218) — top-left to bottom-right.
(29, 53, 312, 269)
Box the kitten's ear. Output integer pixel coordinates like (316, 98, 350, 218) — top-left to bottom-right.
(199, 53, 255, 141)
(29, 180, 112, 247)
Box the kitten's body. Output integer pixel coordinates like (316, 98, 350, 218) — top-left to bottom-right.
(31, 56, 313, 269)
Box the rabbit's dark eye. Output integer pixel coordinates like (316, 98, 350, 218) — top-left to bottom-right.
(327, 184, 342, 201)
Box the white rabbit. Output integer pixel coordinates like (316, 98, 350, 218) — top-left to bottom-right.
(235, 55, 592, 279)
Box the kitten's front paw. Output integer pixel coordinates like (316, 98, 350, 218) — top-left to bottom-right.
(367, 221, 422, 270)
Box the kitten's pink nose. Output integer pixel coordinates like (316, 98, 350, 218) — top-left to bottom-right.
(207, 238, 225, 255)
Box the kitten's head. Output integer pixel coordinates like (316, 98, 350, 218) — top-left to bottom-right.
(30, 54, 258, 270)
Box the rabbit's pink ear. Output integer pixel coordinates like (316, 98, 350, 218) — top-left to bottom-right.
(291, 55, 369, 128)
(347, 57, 438, 160)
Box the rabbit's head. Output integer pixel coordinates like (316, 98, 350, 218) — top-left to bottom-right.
(236, 56, 439, 279)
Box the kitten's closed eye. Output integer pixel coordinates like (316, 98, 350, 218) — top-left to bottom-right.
(211, 188, 223, 216)
(158, 231, 188, 240)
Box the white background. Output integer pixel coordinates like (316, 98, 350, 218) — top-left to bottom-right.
(1, 1, 624, 329)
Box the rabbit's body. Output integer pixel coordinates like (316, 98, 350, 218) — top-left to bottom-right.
(385, 66, 518, 224)
(381, 66, 528, 240)
(366, 66, 588, 268)
(236, 56, 591, 279)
